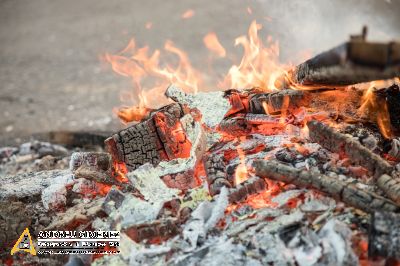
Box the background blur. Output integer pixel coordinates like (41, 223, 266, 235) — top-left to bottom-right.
(1, 0, 399, 139)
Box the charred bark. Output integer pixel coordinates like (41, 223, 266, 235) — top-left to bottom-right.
(307, 120, 393, 178)
(285, 37, 400, 87)
(369, 211, 400, 259)
(252, 160, 400, 213)
(105, 103, 191, 171)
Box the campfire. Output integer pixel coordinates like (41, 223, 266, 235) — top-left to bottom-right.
(1, 21, 400, 265)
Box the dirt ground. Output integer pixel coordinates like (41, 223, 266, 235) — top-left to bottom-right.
(1, 0, 399, 142)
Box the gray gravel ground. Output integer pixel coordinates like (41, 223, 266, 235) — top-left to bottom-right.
(0, 0, 399, 141)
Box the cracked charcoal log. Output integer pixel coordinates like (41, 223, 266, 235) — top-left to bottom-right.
(307, 120, 393, 178)
(285, 36, 400, 87)
(204, 154, 231, 196)
(252, 160, 400, 213)
(123, 218, 180, 243)
(369, 211, 400, 259)
(227, 176, 267, 203)
(105, 103, 191, 171)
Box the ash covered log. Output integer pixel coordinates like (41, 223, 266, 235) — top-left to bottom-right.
(105, 103, 192, 171)
(253, 160, 400, 213)
(307, 120, 400, 203)
(307, 120, 392, 178)
(284, 30, 400, 87)
(369, 211, 400, 259)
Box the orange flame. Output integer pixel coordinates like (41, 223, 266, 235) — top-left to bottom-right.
(358, 81, 393, 139)
(220, 20, 287, 91)
(234, 147, 249, 185)
(203, 32, 226, 58)
(105, 38, 204, 122)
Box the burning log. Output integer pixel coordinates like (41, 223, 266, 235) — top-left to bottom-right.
(285, 29, 400, 87)
(369, 211, 400, 259)
(307, 120, 400, 203)
(252, 160, 400, 213)
(105, 103, 191, 171)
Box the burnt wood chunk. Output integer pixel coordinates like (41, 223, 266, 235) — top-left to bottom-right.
(286, 37, 400, 87)
(228, 176, 267, 203)
(123, 218, 180, 243)
(105, 103, 191, 171)
(369, 211, 400, 259)
(377, 174, 400, 205)
(249, 90, 309, 114)
(253, 160, 400, 213)
(307, 120, 393, 178)
(204, 153, 231, 196)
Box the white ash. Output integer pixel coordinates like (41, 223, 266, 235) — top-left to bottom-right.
(41, 172, 75, 210)
(183, 187, 229, 249)
(116, 195, 163, 230)
(127, 164, 178, 203)
(71, 178, 97, 194)
(165, 84, 231, 128)
(45, 197, 104, 230)
(271, 189, 304, 207)
(317, 220, 359, 265)
(0, 169, 71, 201)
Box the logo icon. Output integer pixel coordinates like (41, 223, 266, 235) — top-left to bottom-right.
(10, 228, 36, 256)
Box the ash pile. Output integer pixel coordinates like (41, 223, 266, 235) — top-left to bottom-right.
(2, 32, 400, 266)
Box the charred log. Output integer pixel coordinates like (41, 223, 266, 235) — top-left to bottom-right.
(204, 153, 231, 196)
(307, 120, 393, 178)
(285, 35, 400, 87)
(369, 211, 400, 259)
(105, 103, 191, 171)
(252, 160, 400, 213)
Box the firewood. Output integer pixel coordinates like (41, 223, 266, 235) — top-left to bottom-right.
(369, 211, 400, 259)
(252, 160, 400, 213)
(307, 120, 400, 203)
(285, 34, 400, 87)
(307, 120, 393, 178)
(204, 153, 231, 196)
(105, 103, 191, 171)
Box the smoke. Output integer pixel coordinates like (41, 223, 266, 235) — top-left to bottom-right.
(256, 0, 400, 63)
